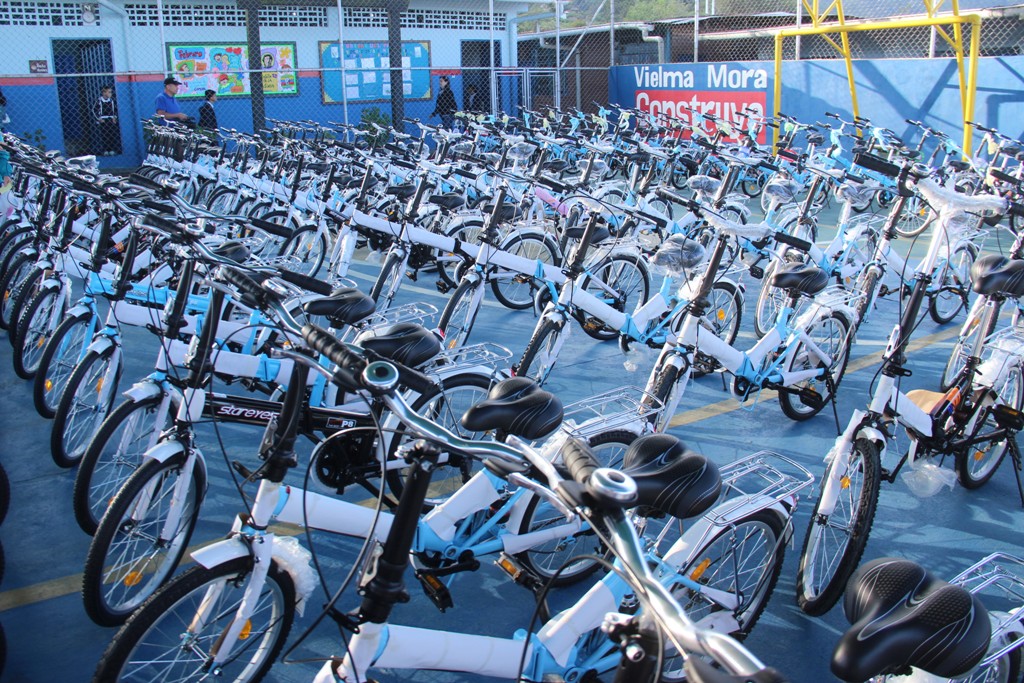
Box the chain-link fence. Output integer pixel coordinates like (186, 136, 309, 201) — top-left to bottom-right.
(1, 0, 1021, 164)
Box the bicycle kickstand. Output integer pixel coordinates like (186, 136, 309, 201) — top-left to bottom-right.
(1008, 437, 1024, 508)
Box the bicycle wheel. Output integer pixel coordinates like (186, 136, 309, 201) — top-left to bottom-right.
(74, 396, 173, 535)
(33, 309, 91, 418)
(437, 218, 483, 289)
(0, 227, 32, 277)
(796, 437, 881, 616)
(385, 372, 493, 506)
(957, 364, 1024, 489)
(930, 244, 977, 324)
(702, 280, 743, 347)
(662, 510, 786, 679)
(92, 556, 294, 683)
(437, 279, 482, 350)
(516, 430, 636, 585)
(577, 253, 650, 341)
(942, 306, 999, 391)
(277, 225, 326, 277)
(778, 312, 851, 421)
(491, 232, 559, 310)
(369, 252, 405, 311)
(82, 451, 205, 626)
(51, 346, 122, 468)
(13, 286, 63, 379)
(647, 358, 683, 430)
(205, 186, 238, 214)
(894, 194, 931, 238)
(0, 251, 35, 330)
(0, 461, 9, 527)
(852, 267, 879, 328)
(515, 317, 567, 385)
(753, 264, 787, 339)
(6, 263, 45, 349)
(740, 168, 768, 198)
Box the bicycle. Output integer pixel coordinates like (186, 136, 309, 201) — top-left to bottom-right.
(795, 170, 1020, 616)
(90, 278, 811, 683)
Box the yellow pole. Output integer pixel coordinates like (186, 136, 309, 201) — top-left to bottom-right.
(963, 19, 980, 156)
(834, 1, 859, 127)
(774, 33, 783, 148)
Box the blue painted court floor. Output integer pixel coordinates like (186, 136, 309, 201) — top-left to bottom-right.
(0, 226, 1021, 683)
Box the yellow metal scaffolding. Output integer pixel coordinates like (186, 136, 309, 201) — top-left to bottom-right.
(773, 1, 981, 155)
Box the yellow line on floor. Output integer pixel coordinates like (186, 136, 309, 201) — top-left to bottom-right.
(0, 325, 962, 612)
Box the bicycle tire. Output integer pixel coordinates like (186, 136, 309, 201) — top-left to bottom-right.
(437, 279, 482, 350)
(0, 251, 36, 330)
(853, 268, 880, 328)
(385, 372, 493, 506)
(740, 168, 768, 198)
(577, 253, 650, 341)
(894, 194, 931, 238)
(6, 263, 45, 349)
(515, 317, 566, 386)
(73, 395, 172, 535)
(369, 252, 405, 312)
(82, 451, 205, 626)
(0, 226, 32, 277)
(796, 437, 881, 616)
(33, 309, 92, 418)
(277, 224, 326, 277)
(929, 244, 977, 325)
(778, 311, 851, 421)
(0, 461, 9, 527)
(957, 364, 1024, 489)
(942, 305, 999, 391)
(515, 429, 636, 585)
(491, 232, 559, 310)
(91, 556, 294, 683)
(648, 359, 683, 430)
(661, 510, 786, 680)
(437, 218, 483, 289)
(205, 186, 238, 214)
(51, 346, 122, 468)
(13, 286, 63, 379)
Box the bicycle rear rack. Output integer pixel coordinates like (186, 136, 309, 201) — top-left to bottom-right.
(950, 552, 1024, 669)
(703, 451, 815, 530)
(557, 385, 664, 441)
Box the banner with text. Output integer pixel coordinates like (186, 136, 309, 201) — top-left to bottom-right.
(610, 63, 771, 144)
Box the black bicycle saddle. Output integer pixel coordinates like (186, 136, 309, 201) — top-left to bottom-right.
(356, 322, 441, 368)
(460, 376, 563, 440)
(620, 434, 722, 520)
(769, 262, 828, 296)
(971, 254, 1024, 297)
(832, 557, 990, 682)
(303, 288, 375, 328)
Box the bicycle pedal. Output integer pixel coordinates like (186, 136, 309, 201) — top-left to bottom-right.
(414, 569, 454, 612)
(405, 270, 418, 282)
(495, 552, 533, 585)
(435, 280, 451, 294)
(749, 265, 764, 279)
(798, 387, 825, 409)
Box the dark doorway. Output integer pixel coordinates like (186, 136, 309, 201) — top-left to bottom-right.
(461, 40, 500, 112)
(52, 39, 114, 156)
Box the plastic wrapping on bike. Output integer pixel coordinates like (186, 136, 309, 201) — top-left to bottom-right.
(277, 268, 333, 296)
(852, 152, 900, 179)
(686, 658, 791, 683)
(301, 323, 365, 391)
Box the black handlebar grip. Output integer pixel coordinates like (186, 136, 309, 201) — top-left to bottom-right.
(759, 161, 780, 173)
(453, 168, 479, 181)
(561, 437, 600, 486)
(143, 198, 176, 215)
(774, 231, 812, 252)
(636, 210, 668, 229)
(219, 266, 272, 308)
(391, 361, 436, 396)
(142, 213, 184, 238)
(989, 168, 1019, 185)
(392, 159, 416, 171)
(301, 323, 365, 391)
(844, 172, 866, 184)
(321, 164, 336, 204)
(127, 173, 164, 192)
(853, 152, 901, 179)
(825, 111, 840, 119)
(535, 175, 568, 194)
(1009, 201, 1024, 218)
(277, 268, 333, 296)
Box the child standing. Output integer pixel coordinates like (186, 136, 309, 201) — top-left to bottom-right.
(94, 86, 121, 156)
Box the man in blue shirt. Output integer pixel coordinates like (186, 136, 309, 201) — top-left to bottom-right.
(155, 77, 189, 125)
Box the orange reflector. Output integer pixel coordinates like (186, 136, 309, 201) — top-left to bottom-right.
(974, 450, 985, 462)
(841, 476, 851, 489)
(717, 309, 726, 321)
(96, 377, 105, 393)
(45, 379, 53, 392)
(690, 558, 712, 581)
(239, 620, 252, 640)
(124, 572, 142, 587)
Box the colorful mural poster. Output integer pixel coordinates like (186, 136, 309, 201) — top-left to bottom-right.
(167, 43, 297, 98)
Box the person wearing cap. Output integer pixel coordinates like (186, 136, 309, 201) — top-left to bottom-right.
(155, 76, 188, 125)
(198, 89, 218, 132)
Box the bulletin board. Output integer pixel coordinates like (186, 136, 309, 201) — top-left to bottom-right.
(319, 40, 431, 104)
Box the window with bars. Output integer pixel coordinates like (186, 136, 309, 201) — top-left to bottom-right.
(0, 0, 96, 26)
(124, 3, 326, 27)
(122, 4, 504, 30)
